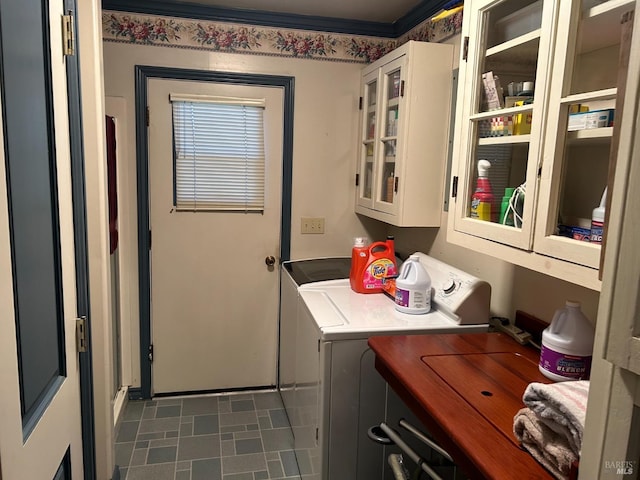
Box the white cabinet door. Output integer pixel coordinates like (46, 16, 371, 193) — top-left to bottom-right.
(451, 0, 557, 250)
(534, 0, 634, 269)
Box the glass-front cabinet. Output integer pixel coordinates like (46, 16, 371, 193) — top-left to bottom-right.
(451, 0, 557, 250)
(356, 41, 454, 227)
(534, 0, 634, 269)
(449, 0, 635, 288)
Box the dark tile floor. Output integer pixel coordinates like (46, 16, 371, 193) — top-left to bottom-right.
(115, 390, 302, 480)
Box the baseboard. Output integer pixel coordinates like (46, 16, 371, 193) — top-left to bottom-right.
(113, 386, 128, 427)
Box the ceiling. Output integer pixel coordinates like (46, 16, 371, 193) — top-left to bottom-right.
(171, 0, 427, 23)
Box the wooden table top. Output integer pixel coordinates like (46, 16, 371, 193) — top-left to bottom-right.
(368, 332, 554, 480)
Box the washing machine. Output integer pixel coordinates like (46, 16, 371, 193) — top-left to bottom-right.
(284, 252, 491, 480)
(278, 258, 352, 416)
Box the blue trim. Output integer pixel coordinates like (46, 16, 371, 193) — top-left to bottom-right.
(53, 447, 72, 480)
(103, 0, 396, 37)
(64, 0, 97, 476)
(22, 376, 65, 441)
(135, 66, 294, 398)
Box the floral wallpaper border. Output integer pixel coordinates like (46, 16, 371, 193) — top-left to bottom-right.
(102, 9, 463, 64)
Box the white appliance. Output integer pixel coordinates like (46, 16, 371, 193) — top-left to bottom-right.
(278, 258, 352, 418)
(280, 252, 491, 480)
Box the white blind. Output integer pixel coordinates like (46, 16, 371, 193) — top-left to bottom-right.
(171, 94, 266, 211)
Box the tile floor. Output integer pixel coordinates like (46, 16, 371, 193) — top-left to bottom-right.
(115, 390, 302, 480)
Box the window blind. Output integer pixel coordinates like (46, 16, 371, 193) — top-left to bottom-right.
(170, 94, 266, 212)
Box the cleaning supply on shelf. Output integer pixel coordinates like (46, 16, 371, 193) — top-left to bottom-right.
(539, 301, 595, 382)
(470, 159, 496, 222)
(499, 187, 515, 226)
(350, 236, 397, 294)
(590, 187, 607, 244)
(394, 254, 431, 314)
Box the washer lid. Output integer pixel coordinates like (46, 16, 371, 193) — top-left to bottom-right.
(299, 283, 488, 341)
(282, 257, 351, 285)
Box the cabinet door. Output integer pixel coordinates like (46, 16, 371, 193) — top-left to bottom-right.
(356, 69, 378, 210)
(452, 0, 557, 250)
(534, 0, 634, 269)
(372, 56, 405, 215)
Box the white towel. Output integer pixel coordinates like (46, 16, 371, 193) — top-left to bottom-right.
(523, 380, 589, 456)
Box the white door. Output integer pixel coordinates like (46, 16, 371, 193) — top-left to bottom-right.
(148, 78, 284, 394)
(0, 0, 84, 477)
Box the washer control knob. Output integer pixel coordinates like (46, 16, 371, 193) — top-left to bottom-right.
(442, 279, 457, 295)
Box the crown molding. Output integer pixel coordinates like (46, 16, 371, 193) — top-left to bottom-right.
(101, 0, 451, 38)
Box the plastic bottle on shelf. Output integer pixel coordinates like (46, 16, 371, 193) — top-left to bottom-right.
(386, 172, 394, 203)
(539, 301, 595, 382)
(590, 187, 607, 244)
(470, 159, 495, 222)
(499, 187, 515, 226)
(394, 255, 431, 314)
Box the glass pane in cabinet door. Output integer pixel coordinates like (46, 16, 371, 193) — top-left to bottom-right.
(554, 139, 610, 243)
(380, 140, 396, 205)
(385, 69, 400, 137)
(468, 138, 529, 227)
(362, 142, 374, 201)
(477, 0, 541, 116)
(365, 79, 377, 141)
(462, 0, 542, 227)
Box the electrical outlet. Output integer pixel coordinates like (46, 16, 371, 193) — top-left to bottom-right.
(301, 217, 325, 234)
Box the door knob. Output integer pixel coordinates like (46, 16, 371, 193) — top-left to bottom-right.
(265, 256, 276, 266)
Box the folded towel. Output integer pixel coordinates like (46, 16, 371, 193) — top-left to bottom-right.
(523, 380, 589, 455)
(514, 407, 576, 480)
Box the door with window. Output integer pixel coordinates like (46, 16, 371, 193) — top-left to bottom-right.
(0, 0, 84, 477)
(148, 79, 284, 394)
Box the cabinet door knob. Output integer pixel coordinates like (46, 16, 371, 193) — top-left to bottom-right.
(265, 256, 276, 266)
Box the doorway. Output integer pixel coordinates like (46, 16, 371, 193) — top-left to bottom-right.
(148, 78, 284, 394)
(134, 66, 295, 398)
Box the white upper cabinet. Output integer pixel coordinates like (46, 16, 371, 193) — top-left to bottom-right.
(355, 40, 454, 227)
(448, 0, 635, 290)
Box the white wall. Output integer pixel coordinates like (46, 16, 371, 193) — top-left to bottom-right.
(102, 42, 383, 386)
(104, 29, 601, 390)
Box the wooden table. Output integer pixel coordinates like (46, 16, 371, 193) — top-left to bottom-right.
(368, 332, 554, 479)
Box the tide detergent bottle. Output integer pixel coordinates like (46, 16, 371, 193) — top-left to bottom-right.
(350, 236, 397, 294)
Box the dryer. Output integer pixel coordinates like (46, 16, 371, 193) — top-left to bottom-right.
(285, 252, 491, 480)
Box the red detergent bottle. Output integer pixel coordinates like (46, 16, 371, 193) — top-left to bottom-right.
(350, 236, 397, 294)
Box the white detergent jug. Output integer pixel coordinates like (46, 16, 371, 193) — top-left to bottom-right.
(539, 301, 595, 382)
(394, 255, 431, 314)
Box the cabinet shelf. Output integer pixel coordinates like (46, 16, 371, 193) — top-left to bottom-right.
(566, 127, 613, 145)
(471, 103, 533, 120)
(561, 88, 617, 104)
(486, 29, 541, 66)
(478, 134, 531, 146)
